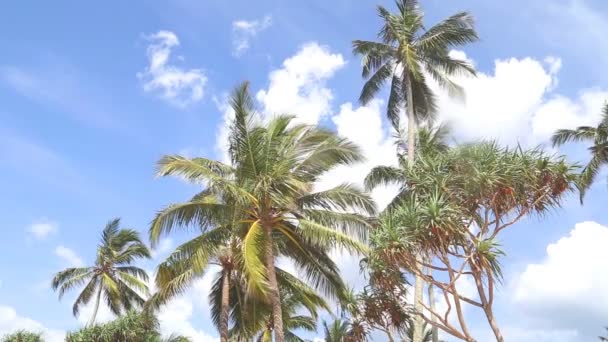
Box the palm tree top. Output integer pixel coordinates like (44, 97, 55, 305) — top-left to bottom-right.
(353, 0, 478, 131)
(551, 101, 608, 201)
(51, 218, 151, 324)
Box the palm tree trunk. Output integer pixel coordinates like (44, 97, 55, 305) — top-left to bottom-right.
(263, 224, 285, 342)
(426, 265, 439, 342)
(404, 72, 423, 342)
(88, 285, 102, 327)
(219, 270, 231, 342)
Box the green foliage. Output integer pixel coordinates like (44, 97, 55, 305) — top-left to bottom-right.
(353, 0, 478, 132)
(367, 141, 579, 340)
(65, 310, 190, 342)
(51, 218, 151, 326)
(552, 102, 608, 201)
(1, 331, 43, 342)
(150, 82, 376, 340)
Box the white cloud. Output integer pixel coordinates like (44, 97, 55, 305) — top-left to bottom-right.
(512, 221, 608, 339)
(256, 42, 346, 125)
(151, 238, 174, 259)
(157, 297, 219, 342)
(320, 100, 399, 209)
(138, 30, 207, 107)
(215, 42, 346, 161)
(232, 15, 272, 56)
(55, 246, 84, 267)
(26, 219, 58, 240)
(0, 305, 65, 342)
(75, 301, 115, 326)
(212, 93, 234, 163)
(437, 51, 608, 147)
(437, 53, 558, 145)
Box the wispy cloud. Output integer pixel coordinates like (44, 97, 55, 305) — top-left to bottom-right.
(138, 30, 207, 108)
(54, 246, 84, 267)
(26, 219, 58, 240)
(232, 15, 272, 57)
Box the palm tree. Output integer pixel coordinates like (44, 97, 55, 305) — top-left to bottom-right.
(254, 290, 324, 342)
(323, 319, 351, 342)
(52, 218, 151, 326)
(149, 82, 376, 342)
(403, 318, 433, 342)
(552, 102, 608, 200)
(146, 191, 238, 342)
(353, 1, 477, 339)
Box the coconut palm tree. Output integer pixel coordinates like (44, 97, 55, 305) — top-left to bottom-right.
(323, 319, 351, 342)
(552, 102, 608, 200)
(253, 290, 325, 342)
(149, 82, 376, 342)
(353, 2, 477, 338)
(146, 191, 238, 342)
(52, 218, 151, 326)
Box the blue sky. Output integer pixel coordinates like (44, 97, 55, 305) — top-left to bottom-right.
(1, 0, 608, 341)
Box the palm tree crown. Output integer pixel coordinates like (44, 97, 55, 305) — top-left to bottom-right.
(149, 82, 376, 342)
(51, 218, 151, 326)
(353, 0, 477, 133)
(552, 102, 608, 200)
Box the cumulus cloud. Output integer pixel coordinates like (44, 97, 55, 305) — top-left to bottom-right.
(436, 51, 608, 147)
(256, 42, 346, 125)
(54, 246, 84, 267)
(232, 15, 272, 56)
(26, 219, 58, 240)
(215, 42, 346, 161)
(138, 30, 207, 107)
(319, 100, 398, 210)
(0, 305, 64, 342)
(512, 221, 608, 339)
(158, 297, 219, 342)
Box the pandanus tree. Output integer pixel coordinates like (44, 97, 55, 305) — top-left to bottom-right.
(353, 1, 477, 338)
(149, 82, 376, 342)
(552, 102, 608, 200)
(367, 142, 578, 341)
(368, 124, 450, 341)
(52, 218, 151, 326)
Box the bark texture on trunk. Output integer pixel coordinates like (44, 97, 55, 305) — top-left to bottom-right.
(427, 265, 439, 342)
(88, 285, 102, 327)
(264, 224, 285, 342)
(219, 270, 231, 342)
(405, 72, 423, 342)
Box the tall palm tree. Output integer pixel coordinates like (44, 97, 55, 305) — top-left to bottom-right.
(146, 191, 238, 342)
(353, 1, 477, 339)
(52, 218, 151, 326)
(552, 102, 608, 200)
(150, 82, 376, 342)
